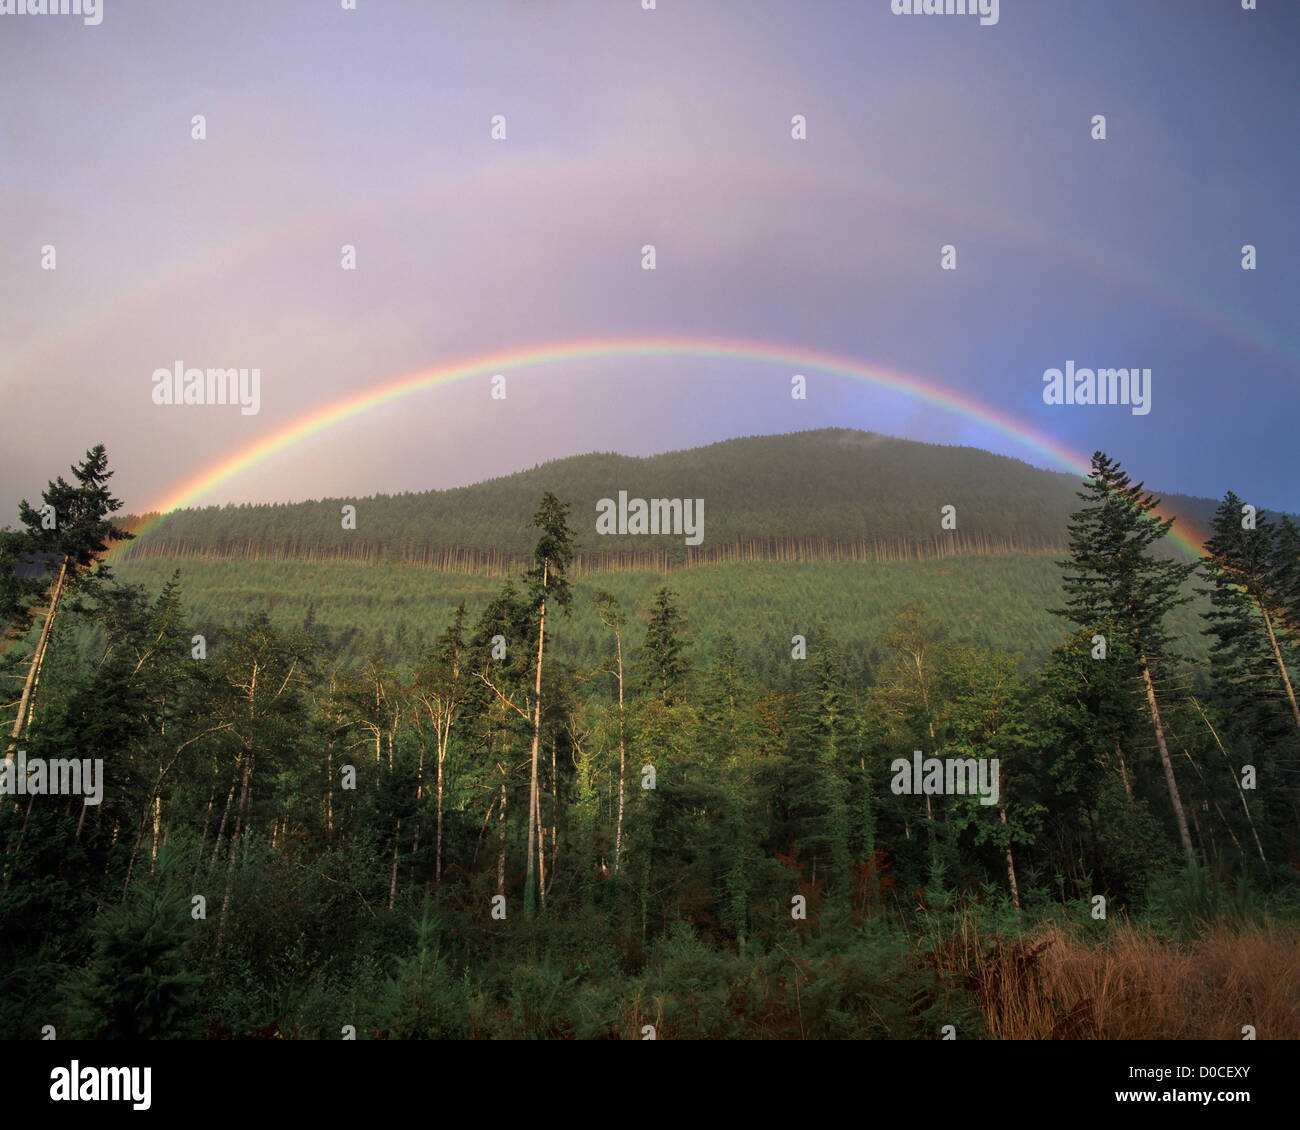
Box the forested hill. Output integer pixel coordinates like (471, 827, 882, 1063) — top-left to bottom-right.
(118, 429, 1221, 570)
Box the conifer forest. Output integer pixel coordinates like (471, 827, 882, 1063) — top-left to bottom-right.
(2, 3, 1295, 1112)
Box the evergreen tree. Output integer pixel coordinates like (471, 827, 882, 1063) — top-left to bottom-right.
(521, 493, 577, 916)
(698, 635, 763, 948)
(61, 849, 203, 1039)
(1272, 516, 1300, 639)
(1054, 452, 1198, 865)
(16, 444, 133, 580)
(1201, 492, 1300, 735)
(787, 630, 852, 908)
(6, 445, 133, 749)
(594, 591, 630, 877)
(637, 587, 690, 705)
(465, 581, 533, 900)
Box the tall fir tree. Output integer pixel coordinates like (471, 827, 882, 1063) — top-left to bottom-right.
(698, 635, 763, 949)
(636, 587, 690, 705)
(594, 591, 630, 878)
(1054, 452, 1198, 865)
(6, 445, 133, 750)
(521, 493, 576, 915)
(787, 629, 852, 908)
(1201, 492, 1300, 735)
(1268, 516, 1300, 648)
(466, 580, 533, 900)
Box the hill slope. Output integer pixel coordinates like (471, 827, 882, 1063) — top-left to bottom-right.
(119, 429, 1220, 569)
(115, 555, 1208, 675)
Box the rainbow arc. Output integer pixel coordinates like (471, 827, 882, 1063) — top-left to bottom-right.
(117, 335, 1210, 560)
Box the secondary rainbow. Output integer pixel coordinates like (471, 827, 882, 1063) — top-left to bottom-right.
(119, 335, 1210, 559)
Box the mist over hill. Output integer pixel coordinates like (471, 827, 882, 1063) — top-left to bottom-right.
(120, 429, 1221, 570)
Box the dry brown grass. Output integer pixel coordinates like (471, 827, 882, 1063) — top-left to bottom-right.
(925, 917, 1300, 1040)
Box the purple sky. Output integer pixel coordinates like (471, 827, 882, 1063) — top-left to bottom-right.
(2, 0, 1297, 516)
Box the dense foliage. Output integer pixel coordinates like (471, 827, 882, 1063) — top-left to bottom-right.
(109, 555, 1215, 675)
(1, 446, 1297, 1040)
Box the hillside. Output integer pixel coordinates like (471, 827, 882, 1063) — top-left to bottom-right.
(112, 555, 1212, 674)
(107, 429, 1230, 671)
(117, 429, 1222, 570)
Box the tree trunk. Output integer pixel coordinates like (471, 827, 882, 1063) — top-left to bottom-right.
(388, 818, 401, 910)
(497, 775, 507, 897)
(123, 775, 165, 899)
(924, 719, 938, 876)
(613, 624, 627, 875)
(536, 750, 547, 908)
(217, 754, 253, 948)
(150, 794, 161, 872)
(411, 727, 425, 878)
(436, 728, 446, 891)
(1000, 803, 1021, 911)
(1193, 698, 1266, 864)
(1143, 659, 1195, 864)
(7, 556, 67, 756)
(1116, 744, 1133, 803)
(210, 778, 237, 872)
(547, 737, 558, 897)
(526, 563, 547, 915)
(1261, 605, 1300, 733)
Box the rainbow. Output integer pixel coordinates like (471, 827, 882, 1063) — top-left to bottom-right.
(117, 335, 1210, 560)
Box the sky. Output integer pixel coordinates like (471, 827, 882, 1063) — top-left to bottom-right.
(1, 0, 1297, 519)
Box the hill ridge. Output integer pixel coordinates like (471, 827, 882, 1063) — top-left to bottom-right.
(117, 429, 1222, 569)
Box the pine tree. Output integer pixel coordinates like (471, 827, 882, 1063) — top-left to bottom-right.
(788, 629, 852, 908)
(521, 493, 576, 915)
(62, 849, 203, 1039)
(466, 581, 532, 900)
(16, 444, 132, 579)
(6, 445, 132, 751)
(636, 587, 690, 705)
(1268, 516, 1300, 650)
(1054, 452, 1198, 865)
(698, 635, 763, 949)
(1201, 492, 1300, 735)
(594, 591, 629, 877)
